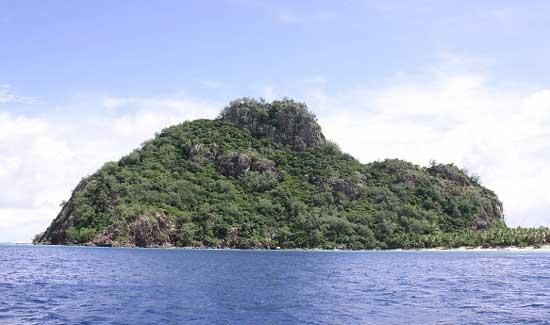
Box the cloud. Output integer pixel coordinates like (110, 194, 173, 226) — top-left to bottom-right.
(2, 70, 550, 242)
(0, 208, 54, 243)
(0, 85, 36, 104)
(307, 71, 550, 228)
(0, 95, 220, 242)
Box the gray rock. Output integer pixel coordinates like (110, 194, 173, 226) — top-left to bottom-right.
(130, 213, 174, 247)
(219, 98, 325, 151)
(217, 152, 251, 177)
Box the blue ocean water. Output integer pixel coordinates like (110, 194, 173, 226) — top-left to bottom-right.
(1, 245, 550, 324)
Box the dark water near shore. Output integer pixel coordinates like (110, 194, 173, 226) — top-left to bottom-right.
(1, 245, 550, 324)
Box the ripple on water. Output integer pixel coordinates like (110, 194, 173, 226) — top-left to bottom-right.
(2, 246, 550, 324)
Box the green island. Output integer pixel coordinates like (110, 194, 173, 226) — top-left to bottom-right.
(35, 98, 550, 249)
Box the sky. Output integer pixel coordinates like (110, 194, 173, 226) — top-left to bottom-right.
(1, 0, 550, 242)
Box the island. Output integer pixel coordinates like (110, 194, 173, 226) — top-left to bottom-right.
(34, 98, 550, 249)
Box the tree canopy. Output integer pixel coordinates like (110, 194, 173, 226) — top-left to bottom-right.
(36, 98, 539, 250)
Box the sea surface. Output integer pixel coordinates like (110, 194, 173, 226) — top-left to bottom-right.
(1, 245, 550, 324)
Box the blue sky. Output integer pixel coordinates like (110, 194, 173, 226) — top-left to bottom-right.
(4, 0, 550, 105)
(1, 0, 550, 242)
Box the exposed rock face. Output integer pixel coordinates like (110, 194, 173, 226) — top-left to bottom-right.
(189, 143, 219, 162)
(426, 163, 505, 227)
(78, 214, 176, 248)
(217, 152, 252, 177)
(88, 233, 116, 247)
(250, 159, 274, 173)
(130, 214, 175, 247)
(308, 175, 366, 200)
(84, 223, 127, 247)
(217, 152, 275, 177)
(427, 163, 473, 186)
(219, 98, 325, 151)
(475, 198, 505, 228)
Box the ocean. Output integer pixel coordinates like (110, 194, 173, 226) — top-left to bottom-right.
(1, 244, 549, 324)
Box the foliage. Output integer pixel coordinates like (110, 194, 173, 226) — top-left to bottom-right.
(38, 98, 530, 249)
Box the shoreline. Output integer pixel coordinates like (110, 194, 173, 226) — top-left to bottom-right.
(16, 242, 550, 252)
(399, 244, 550, 252)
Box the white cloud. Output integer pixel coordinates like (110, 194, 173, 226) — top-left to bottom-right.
(0, 85, 36, 104)
(2, 72, 550, 242)
(0, 95, 220, 242)
(308, 72, 550, 227)
(0, 208, 55, 243)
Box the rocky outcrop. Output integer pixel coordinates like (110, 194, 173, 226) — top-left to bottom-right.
(427, 163, 474, 186)
(217, 152, 275, 177)
(189, 143, 219, 162)
(87, 233, 117, 247)
(129, 214, 175, 247)
(83, 213, 176, 248)
(308, 175, 366, 200)
(219, 98, 325, 151)
(474, 197, 505, 229)
(217, 152, 252, 177)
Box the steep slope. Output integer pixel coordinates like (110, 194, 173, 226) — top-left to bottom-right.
(36, 98, 506, 249)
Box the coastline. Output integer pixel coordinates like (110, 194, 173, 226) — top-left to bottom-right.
(22, 242, 550, 252)
(412, 245, 550, 252)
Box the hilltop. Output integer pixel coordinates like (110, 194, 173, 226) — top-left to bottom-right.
(36, 98, 538, 249)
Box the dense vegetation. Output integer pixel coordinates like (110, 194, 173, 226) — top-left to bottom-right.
(35, 98, 549, 249)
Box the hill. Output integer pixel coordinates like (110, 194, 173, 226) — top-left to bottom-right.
(36, 98, 545, 249)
